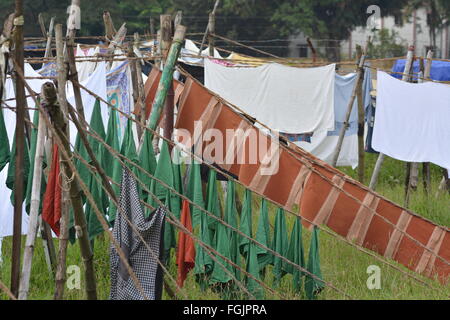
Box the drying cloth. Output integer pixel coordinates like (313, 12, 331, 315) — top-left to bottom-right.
(392, 59, 450, 82)
(373, 71, 450, 171)
(179, 39, 223, 67)
(110, 168, 166, 300)
(204, 59, 335, 134)
(42, 143, 62, 236)
(176, 199, 196, 288)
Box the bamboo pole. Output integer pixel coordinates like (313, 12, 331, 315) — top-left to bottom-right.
(369, 46, 415, 190)
(103, 11, 116, 42)
(146, 25, 186, 135)
(11, 0, 26, 297)
(356, 45, 365, 183)
(331, 41, 368, 167)
(133, 33, 147, 139)
(208, 13, 215, 57)
(18, 107, 46, 300)
(198, 0, 220, 55)
(161, 15, 174, 145)
(54, 24, 70, 300)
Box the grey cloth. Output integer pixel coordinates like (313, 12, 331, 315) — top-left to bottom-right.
(110, 168, 166, 300)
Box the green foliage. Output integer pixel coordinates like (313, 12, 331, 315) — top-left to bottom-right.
(367, 28, 407, 58)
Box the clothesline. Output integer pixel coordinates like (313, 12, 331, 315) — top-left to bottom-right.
(67, 71, 447, 294)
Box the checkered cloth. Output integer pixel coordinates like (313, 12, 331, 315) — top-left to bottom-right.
(110, 168, 166, 300)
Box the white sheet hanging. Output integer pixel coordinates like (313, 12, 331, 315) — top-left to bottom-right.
(373, 71, 450, 170)
(204, 59, 335, 133)
(66, 61, 109, 145)
(77, 46, 100, 82)
(179, 39, 223, 66)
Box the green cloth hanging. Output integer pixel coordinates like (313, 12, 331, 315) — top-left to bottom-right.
(255, 198, 272, 273)
(172, 147, 183, 217)
(305, 226, 325, 300)
(272, 207, 288, 286)
(24, 109, 47, 214)
(138, 128, 157, 203)
(6, 129, 30, 205)
(0, 106, 10, 172)
(283, 216, 305, 294)
(193, 194, 213, 291)
(224, 180, 240, 281)
(205, 169, 221, 243)
(162, 189, 176, 265)
(83, 100, 108, 240)
(186, 160, 204, 228)
(209, 222, 233, 287)
(245, 242, 264, 300)
(239, 189, 252, 258)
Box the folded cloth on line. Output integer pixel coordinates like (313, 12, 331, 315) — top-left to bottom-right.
(373, 71, 450, 171)
(204, 59, 335, 134)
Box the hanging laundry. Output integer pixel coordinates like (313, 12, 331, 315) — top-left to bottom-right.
(162, 189, 176, 265)
(239, 189, 252, 258)
(138, 129, 157, 203)
(245, 242, 264, 299)
(77, 46, 100, 82)
(42, 144, 62, 236)
(255, 198, 272, 274)
(6, 129, 30, 205)
(186, 160, 205, 228)
(224, 180, 240, 281)
(204, 59, 335, 134)
(373, 71, 450, 170)
(297, 69, 372, 168)
(281, 132, 312, 144)
(283, 217, 305, 294)
(177, 199, 196, 288)
(209, 222, 234, 298)
(107, 60, 132, 138)
(205, 169, 221, 242)
(83, 100, 109, 240)
(272, 207, 288, 286)
(305, 226, 324, 300)
(172, 147, 184, 211)
(110, 168, 166, 300)
(0, 105, 10, 172)
(364, 97, 378, 154)
(179, 39, 224, 67)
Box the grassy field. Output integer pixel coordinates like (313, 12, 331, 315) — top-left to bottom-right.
(1, 153, 449, 300)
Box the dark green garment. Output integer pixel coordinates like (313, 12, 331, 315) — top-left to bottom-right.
(224, 180, 240, 281)
(138, 128, 157, 203)
(6, 130, 30, 205)
(245, 243, 264, 300)
(83, 100, 108, 240)
(205, 169, 221, 242)
(0, 107, 10, 172)
(186, 160, 204, 228)
(209, 222, 233, 286)
(283, 217, 305, 293)
(239, 189, 252, 258)
(162, 189, 176, 265)
(104, 109, 121, 224)
(193, 194, 213, 291)
(272, 207, 288, 286)
(24, 110, 46, 214)
(172, 147, 183, 218)
(148, 140, 180, 218)
(255, 198, 272, 273)
(305, 226, 325, 300)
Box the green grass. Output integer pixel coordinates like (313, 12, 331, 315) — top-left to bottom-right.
(1, 153, 449, 300)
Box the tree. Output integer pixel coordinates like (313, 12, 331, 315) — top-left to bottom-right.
(272, 0, 409, 61)
(367, 28, 407, 58)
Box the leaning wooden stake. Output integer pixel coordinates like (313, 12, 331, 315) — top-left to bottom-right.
(41, 81, 97, 300)
(54, 24, 70, 300)
(160, 14, 174, 144)
(198, 0, 220, 55)
(18, 106, 46, 300)
(369, 45, 415, 190)
(355, 45, 365, 183)
(331, 41, 368, 167)
(11, 0, 26, 298)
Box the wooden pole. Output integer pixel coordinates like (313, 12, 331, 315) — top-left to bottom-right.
(198, 0, 220, 55)
(147, 25, 186, 135)
(422, 50, 433, 195)
(39, 81, 97, 300)
(356, 45, 365, 183)
(174, 11, 182, 30)
(128, 44, 142, 139)
(133, 33, 147, 138)
(208, 13, 215, 57)
(54, 24, 70, 300)
(331, 41, 368, 167)
(11, 0, 26, 298)
(160, 14, 174, 145)
(18, 106, 46, 300)
(369, 45, 415, 190)
(103, 11, 116, 42)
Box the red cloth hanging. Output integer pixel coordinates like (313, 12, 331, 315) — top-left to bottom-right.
(176, 199, 196, 287)
(42, 143, 62, 236)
